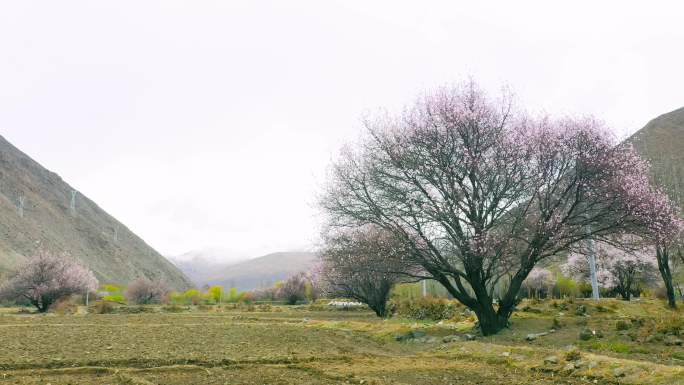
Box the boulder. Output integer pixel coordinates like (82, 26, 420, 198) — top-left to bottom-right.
(525, 332, 548, 341)
(664, 336, 683, 346)
(579, 328, 593, 341)
(543, 355, 559, 365)
(442, 335, 461, 343)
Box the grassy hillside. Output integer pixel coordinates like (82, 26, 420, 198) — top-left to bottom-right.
(0, 135, 191, 290)
(203, 251, 318, 290)
(628, 106, 684, 209)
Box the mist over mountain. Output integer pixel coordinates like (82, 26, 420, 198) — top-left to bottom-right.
(171, 251, 318, 290)
(0, 135, 191, 290)
(168, 248, 249, 287)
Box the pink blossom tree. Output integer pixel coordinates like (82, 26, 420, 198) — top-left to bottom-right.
(125, 277, 169, 305)
(0, 250, 98, 312)
(277, 272, 308, 305)
(321, 81, 678, 335)
(562, 240, 658, 300)
(319, 225, 416, 317)
(521, 268, 555, 299)
(610, 152, 684, 307)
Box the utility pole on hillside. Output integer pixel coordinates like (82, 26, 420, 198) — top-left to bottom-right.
(18, 195, 25, 218)
(70, 189, 77, 216)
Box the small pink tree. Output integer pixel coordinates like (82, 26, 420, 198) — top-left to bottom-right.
(0, 250, 98, 312)
(320, 225, 416, 317)
(277, 273, 307, 305)
(563, 241, 658, 300)
(521, 268, 555, 299)
(125, 277, 169, 305)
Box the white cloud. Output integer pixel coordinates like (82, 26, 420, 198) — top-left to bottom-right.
(1, 0, 682, 258)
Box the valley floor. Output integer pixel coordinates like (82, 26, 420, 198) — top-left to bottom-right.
(0, 299, 682, 384)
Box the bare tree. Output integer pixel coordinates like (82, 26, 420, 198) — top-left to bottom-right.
(125, 277, 169, 305)
(321, 81, 679, 335)
(0, 250, 98, 312)
(320, 225, 415, 317)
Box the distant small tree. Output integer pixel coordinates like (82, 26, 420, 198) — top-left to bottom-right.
(0, 250, 98, 312)
(521, 268, 555, 299)
(227, 287, 239, 303)
(304, 269, 321, 303)
(320, 225, 415, 317)
(125, 277, 169, 305)
(183, 289, 202, 305)
(562, 240, 658, 300)
(278, 273, 307, 305)
(208, 285, 224, 303)
(250, 286, 279, 302)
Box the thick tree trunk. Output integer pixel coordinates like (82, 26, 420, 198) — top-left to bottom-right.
(370, 302, 388, 318)
(656, 245, 677, 309)
(474, 305, 509, 336)
(663, 278, 677, 309)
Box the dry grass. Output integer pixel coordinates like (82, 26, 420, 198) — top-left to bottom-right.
(0, 299, 682, 384)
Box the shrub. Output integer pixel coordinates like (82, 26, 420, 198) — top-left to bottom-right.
(554, 275, 579, 298)
(103, 294, 125, 303)
(91, 300, 115, 314)
(564, 349, 581, 361)
(389, 296, 461, 321)
(51, 297, 78, 315)
(183, 289, 202, 305)
(162, 304, 185, 313)
(616, 320, 630, 331)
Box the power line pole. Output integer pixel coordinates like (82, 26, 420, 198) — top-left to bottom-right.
(586, 224, 600, 300)
(70, 189, 77, 216)
(18, 195, 25, 218)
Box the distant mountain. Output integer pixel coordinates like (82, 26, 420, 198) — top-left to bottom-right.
(0, 135, 191, 290)
(168, 248, 248, 287)
(628, 107, 684, 209)
(197, 251, 318, 291)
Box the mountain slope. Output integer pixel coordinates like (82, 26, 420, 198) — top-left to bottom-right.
(202, 252, 318, 291)
(0, 135, 191, 290)
(628, 107, 684, 209)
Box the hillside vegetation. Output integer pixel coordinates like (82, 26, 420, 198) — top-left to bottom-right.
(629, 106, 684, 208)
(0, 135, 191, 290)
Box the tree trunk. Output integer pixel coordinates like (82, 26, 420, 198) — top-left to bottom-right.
(474, 305, 509, 336)
(663, 277, 677, 309)
(371, 302, 388, 318)
(656, 244, 677, 309)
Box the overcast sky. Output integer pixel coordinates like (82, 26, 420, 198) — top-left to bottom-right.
(1, 1, 683, 260)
